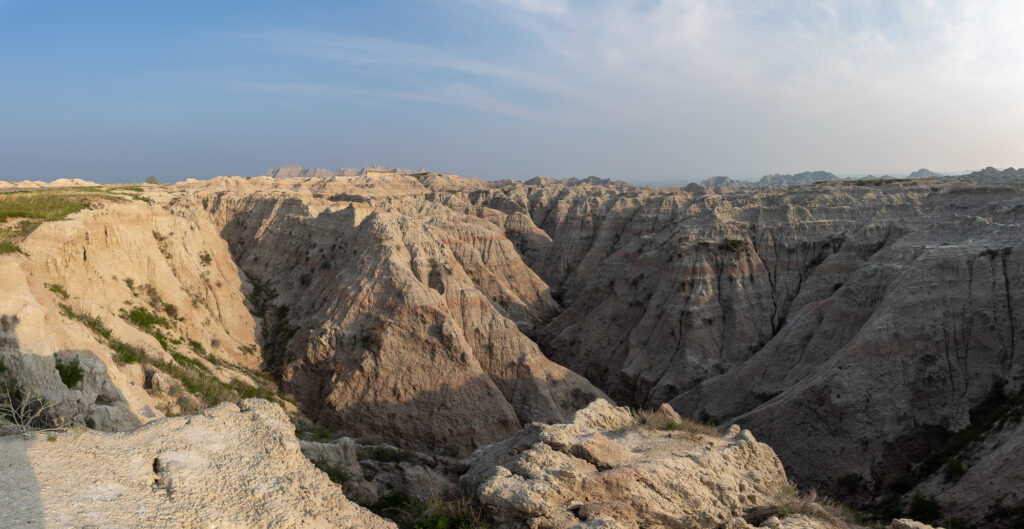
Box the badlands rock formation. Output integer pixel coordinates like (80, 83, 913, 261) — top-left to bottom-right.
(0, 178, 98, 189)
(0, 399, 393, 528)
(3, 168, 1024, 526)
(185, 180, 605, 449)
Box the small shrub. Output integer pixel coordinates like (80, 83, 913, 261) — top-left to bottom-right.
(47, 283, 69, 299)
(200, 252, 212, 265)
(54, 355, 84, 388)
(0, 376, 56, 435)
(141, 284, 163, 308)
(58, 303, 75, 319)
(188, 339, 206, 355)
(908, 495, 942, 523)
(122, 306, 168, 331)
(84, 417, 96, 429)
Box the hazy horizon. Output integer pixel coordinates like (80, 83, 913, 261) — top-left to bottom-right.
(3, 1, 1023, 184)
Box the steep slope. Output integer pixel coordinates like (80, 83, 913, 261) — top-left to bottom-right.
(0, 185, 297, 439)
(445, 174, 1024, 525)
(182, 180, 604, 449)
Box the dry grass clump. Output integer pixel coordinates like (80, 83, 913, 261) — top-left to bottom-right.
(635, 407, 719, 435)
(746, 487, 867, 528)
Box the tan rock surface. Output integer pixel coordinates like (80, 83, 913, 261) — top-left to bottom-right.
(463, 400, 794, 529)
(0, 399, 393, 529)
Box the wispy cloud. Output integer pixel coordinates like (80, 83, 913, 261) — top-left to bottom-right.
(226, 1, 1024, 176)
(226, 30, 584, 122)
(223, 79, 562, 123)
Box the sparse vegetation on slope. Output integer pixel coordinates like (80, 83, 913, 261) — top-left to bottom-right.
(0, 187, 153, 254)
(359, 491, 489, 529)
(54, 355, 84, 389)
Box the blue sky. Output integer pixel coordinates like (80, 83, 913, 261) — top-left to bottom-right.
(2, 1, 1023, 183)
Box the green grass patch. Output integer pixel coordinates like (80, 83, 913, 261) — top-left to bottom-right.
(110, 339, 146, 364)
(188, 339, 206, 355)
(121, 306, 168, 331)
(0, 191, 87, 222)
(0, 241, 22, 254)
(152, 331, 170, 351)
(59, 304, 113, 340)
(171, 352, 209, 372)
(150, 357, 282, 410)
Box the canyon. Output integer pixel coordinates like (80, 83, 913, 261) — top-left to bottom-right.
(2, 167, 1024, 528)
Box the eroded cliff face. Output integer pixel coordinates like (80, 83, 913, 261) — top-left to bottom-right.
(0, 190, 263, 431)
(440, 173, 1024, 524)
(178, 182, 604, 449)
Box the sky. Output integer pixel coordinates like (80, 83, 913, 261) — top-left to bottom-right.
(2, 0, 1023, 184)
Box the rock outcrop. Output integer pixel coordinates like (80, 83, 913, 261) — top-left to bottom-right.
(0, 399, 393, 528)
(463, 399, 856, 529)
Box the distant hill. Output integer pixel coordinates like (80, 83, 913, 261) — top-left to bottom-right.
(907, 168, 942, 179)
(756, 171, 838, 187)
(264, 164, 418, 179)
